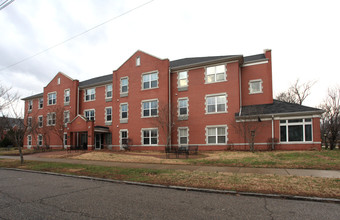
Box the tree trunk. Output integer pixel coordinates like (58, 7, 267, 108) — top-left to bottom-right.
(18, 145, 24, 164)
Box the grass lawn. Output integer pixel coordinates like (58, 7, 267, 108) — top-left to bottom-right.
(0, 147, 54, 156)
(1, 159, 339, 199)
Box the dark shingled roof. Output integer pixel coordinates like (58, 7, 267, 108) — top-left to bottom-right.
(170, 55, 239, 68)
(237, 100, 323, 117)
(243, 54, 266, 63)
(21, 92, 43, 100)
(79, 73, 113, 88)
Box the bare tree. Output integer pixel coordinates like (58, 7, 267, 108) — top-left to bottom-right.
(276, 79, 316, 105)
(46, 105, 67, 149)
(320, 86, 340, 150)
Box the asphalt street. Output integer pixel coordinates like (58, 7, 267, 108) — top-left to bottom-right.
(0, 169, 339, 220)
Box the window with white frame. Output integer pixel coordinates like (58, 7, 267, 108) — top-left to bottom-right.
(27, 135, 32, 146)
(136, 56, 141, 66)
(48, 92, 56, 105)
(38, 98, 43, 109)
(249, 79, 263, 94)
(120, 77, 128, 94)
(178, 127, 188, 145)
(120, 103, 128, 119)
(206, 94, 227, 114)
(57, 77, 60, 85)
(142, 129, 158, 145)
(280, 119, 312, 142)
(142, 72, 158, 89)
(64, 89, 70, 103)
(106, 107, 112, 122)
(206, 64, 226, 83)
(64, 111, 70, 124)
(37, 134, 43, 146)
(120, 130, 128, 145)
(85, 88, 95, 101)
(178, 98, 188, 116)
(84, 110, 95, 121)
(106, 84, 112, 99)
(63, 133, 68, 146)
(28, 100, 33, 111)
(27, 117, 32, 127)
(47, 113, 56, 126)
(106, 133, 112, 145)
(142, 100, 158, 117)
(38, 116, 43, 128)
(206, 126, 227, 144)
(178, 71, 188, 88)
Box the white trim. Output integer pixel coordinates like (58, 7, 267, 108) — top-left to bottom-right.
(120, 77, 129, 95)
(84, 88, 96, 102)
(47, 92, 57, 106)
(136, 56, 141, 66)
(141, 128, 159, 146)
(27, 135, 32, 146)
(105, 84, 113, 99)
(38, 98, 43, 109)
(242, 60, 268, 67)
(177, 97, 189, 119)
(141, 98, 159, 118)
(46, 112, 56, 126)
(119, 129, 129, 149)
(178, 127, 189, 146)
(204, 64, 227, 84)
(249, 79, 263, 94)
(205, 125, 228, 145)
(279, 118, 313, 143)
(64, 88, 70, 104)
(38, 115, 43, 128)
(177, 70, 189, 89)
(105, 106, 112, 123)
(64, 110, 70, 124)
(37, 134, 43, 146)
(205, 93, 228, 114)
(141, 70, 159, 90)
(119, 103, 128, 123)
(84, 109, 96, 121)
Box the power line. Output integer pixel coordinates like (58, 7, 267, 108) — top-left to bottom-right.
(0, 0, 15, 10)
(0, 0, 154, 72)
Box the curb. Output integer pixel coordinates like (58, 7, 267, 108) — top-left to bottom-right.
(2, 168, 340, 204)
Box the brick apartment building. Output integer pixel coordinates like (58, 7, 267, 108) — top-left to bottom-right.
(22, 49, 323, 151)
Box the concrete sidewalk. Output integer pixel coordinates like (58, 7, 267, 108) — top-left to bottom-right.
(1, 155, 340, 178)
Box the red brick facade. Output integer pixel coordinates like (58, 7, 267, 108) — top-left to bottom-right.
(23, 50, 323, 151)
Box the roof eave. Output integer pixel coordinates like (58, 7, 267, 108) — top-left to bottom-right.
(79, 80, 113, 89)
(236, 110, 324, 120)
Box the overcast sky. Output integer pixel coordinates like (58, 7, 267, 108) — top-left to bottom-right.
(0, 0, 339, 115)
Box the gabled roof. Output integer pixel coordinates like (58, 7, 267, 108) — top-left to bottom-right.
(79, 74, 112, 88)
(237, 100, 324, 117)
(21, 92, 43, 100)
(170, 55, 239, 68)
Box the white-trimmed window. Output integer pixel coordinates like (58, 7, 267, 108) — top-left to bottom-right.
(37, 134, 43, 146)
(142, 72, 158, 89)
(178, 98, 188, 116)
(27, 117, 32, 127)
(120, 77, 128, 94)
(63, 133, 68, 146)
(38, 98, 43, 109)
(120, 103, 128, 119)
(249, 79, 263, 94)
(136, 56, 141, 66)
(84, 109, 95, 121)
(106, 84, 112, 99)
(64, 111, 70, 124)
(206, 126, 227, 144)
(178, 127, 189, 145)
(85, 88, 95, 101)
(64, 89, 70, 103)
(206, 93, 227, 114)
(142, 128, 158, 145)
(47, 113, 56, 126)
(178, 71, 188, 88)
(106, 107, 112, 122)
(120, 130, 128, 145)
(206, 64, 226, 83)
(48, 92, 57, 105)
(106, 133, 112, 145)
(38, 116, 43, 128)
(57, 77, 60, 85)
(28, 100, 33, 111)
(27, 135, 32, 146)
(142, 100, 158, 117)
(280, 118, 312, 142)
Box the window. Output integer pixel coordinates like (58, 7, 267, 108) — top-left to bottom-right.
(38, 98, 43, 109)
(48, 92, 57, 105)
(120, 130, 128, 145)
(142, 100, 158, 117)
(57, 77, 60, 85)
(120, 103, 128, 119)
(206, 64, 226, 83)
(120, 77, 128, 94)
(47, 113, 56, 126)
(142, 72, 158, 89)
(178, 127, 188, 145)
(64, 89, 70, 103)
(142, 129, 158, 145)
(85, 88, 95, 101)
(38, 116, 43, 128)
(28, 100, 33, 111)
(207, 126, 227, 144)
(106, 107, 112, 122)
(27, 117, 32, 127)
(63, 133, 68, 146)
(84, 110, 95, 121)
(249, 79, 263, 94)
(178, 71, 188, 88)
(280, 119, 312, 142)
(64, 111, 70, 124)
(206, 94, 227, 114)
(136, 56, 141, 66)
(106, 133, 112, 145)
(27, 135, 32, 146)
(178, 98, 188, 116)
(37, 134, 43, 146)
(106, 84, 112, 99)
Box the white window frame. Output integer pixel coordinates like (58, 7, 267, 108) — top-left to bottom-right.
(178, 97, 189, 118)
(106, 84, 113, 99)
(205, 93, 228, 114)
(63, 132, 68, 146)
(38, 98, 43, 109)
(38, 115, 43, 128)
(27, 117, 32, 127)
(37, 134, 43, 146)
(57, 77, 60, 85)
(47, 92, 57, 106)
(105, 107, 112, 123)
(120, 129, 129, 146)
(84, 109, 95, 121)
(28, 100, 33, 111)
(206, 125, 228, 145)
(27, 135, 32, 146)
(136, 56, 141, 66)
(120, 77, 129, 95)
(205, 64, 226, 84)
(249, 79, 263, 94)
(141, 128, 158, 146)
(177, 71, 188, 88)
(84, 88, 96, 102)
(142, 71, 158, 90)
(47, 112, 56, 126)
(141, 99, 158, 118)
(280, 118, 313, 143)
(64, 111, 70, 124)
(178, 127, 189, 145)
(120, 103, 128, 120)
(64, 89, 70, 104)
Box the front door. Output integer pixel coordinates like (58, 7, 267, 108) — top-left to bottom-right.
(95, 133, 101, 150)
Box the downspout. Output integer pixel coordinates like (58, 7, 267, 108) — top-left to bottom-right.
(239, 66, 242, 116)
(168, 66, 172, 149)
(77, 87, 79, 115)
(271, 115, 274, 150)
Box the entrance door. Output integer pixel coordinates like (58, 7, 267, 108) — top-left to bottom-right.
(80, 133, 88, 150)
(95, 134, 101, 150)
